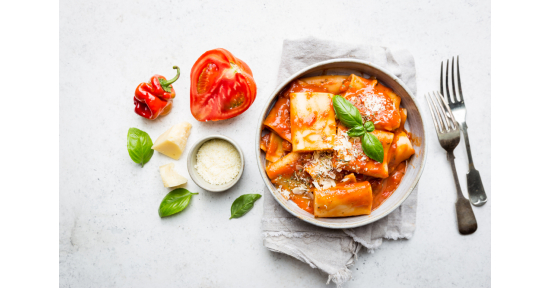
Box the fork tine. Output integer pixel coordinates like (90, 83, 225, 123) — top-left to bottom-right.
(440, 61, 444, 95)
(429, 92, 449, 131)
(425, 93, 442, 134)
(456, 55, 464, 101)
(445, 59, 452, 103)
(451, 57, 458, 102)
(435, 91, 458, 129)
(430, 91, 450, 131)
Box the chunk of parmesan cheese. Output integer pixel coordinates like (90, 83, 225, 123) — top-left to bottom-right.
(159, 163, 187, 187)
(195, 139, 241, 185)
(152, 122, 192, 160)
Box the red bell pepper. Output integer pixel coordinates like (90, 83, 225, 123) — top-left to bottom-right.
(134, 66, 180, 120)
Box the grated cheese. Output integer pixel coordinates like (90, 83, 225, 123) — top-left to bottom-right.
(347, 89, 394, 126)
(305, 151, 334, 178)
(277, 186, 290, 199)
(361, 91, 387, 116)
(195, 139, 241, 185)
(292, 187, 307, 195)
(304, 151, 336, 190)
(333, 127, 371, 172)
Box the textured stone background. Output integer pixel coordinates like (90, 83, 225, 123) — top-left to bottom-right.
(60, 0, 490, 287)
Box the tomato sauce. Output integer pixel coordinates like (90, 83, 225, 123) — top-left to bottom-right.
(260, 132, 270, 151)
(343, 84, 401, 131)
(290, 193, 314, 214)
(371, 161, 407, 210)
(282, 80, 330, 131)
(408, 131, 421, 146)
(261, 130, 292, 153)
(265, 132, 285, 162)
(282, 80, 331, 98)
(263, 97, 292, 142)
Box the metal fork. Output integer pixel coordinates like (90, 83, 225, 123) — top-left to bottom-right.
(441, 56, 487, 207)
(426, 91, 477, 235)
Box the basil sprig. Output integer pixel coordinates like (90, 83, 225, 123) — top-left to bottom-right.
(158, 188, 198, 217)
(332, 95, 364, 127)
(127, 128, 154, 167)
(347, 126, 366, 137)
(364, 121, 375, 132)
(332, 95, 385, 163)
(230, 194, 262, 219)
(361, 133, 384, 163)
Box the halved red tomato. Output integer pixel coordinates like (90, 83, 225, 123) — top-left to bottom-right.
(190, 48, 257, 121)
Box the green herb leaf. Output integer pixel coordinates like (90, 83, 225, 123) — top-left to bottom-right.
(158, 188, 198, 217)
(332, 95, 363, 128)
(347, 126, 366, 137)
(361, 133, 384, 163)
(230, 194, 262, 219)
(364, 121, 375, 132)
(127, 128, 154, 167)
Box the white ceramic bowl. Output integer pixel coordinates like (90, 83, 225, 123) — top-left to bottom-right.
(187, 135, 245, 192)
(255, 59, 427, 229)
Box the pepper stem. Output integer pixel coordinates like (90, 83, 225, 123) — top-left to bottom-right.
(159, 66, 180, 92)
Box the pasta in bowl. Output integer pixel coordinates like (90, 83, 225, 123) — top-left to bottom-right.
(256, 59, 426, 229)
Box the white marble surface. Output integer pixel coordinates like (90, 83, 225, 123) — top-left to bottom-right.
(60, 0, 490, 287)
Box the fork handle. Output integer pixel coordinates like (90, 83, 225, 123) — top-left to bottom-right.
(460, 122, 475, 169)
(447, 151, 465, 199)
(447, 151, 478, 235)
(461, 122, 488, 207)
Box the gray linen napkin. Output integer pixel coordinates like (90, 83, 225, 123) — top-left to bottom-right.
(261, 37, 419, 287)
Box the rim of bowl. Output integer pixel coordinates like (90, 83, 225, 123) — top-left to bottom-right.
(255, 58, 427, 229)
(187, 135, 245, 192)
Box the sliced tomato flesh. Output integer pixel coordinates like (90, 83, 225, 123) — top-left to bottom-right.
(227, 93, 245, 110)
(197, 62, 219, 94)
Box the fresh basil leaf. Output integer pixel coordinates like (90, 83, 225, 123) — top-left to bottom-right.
(364, 121, 375, 132)
(158, 188, 198, 217)
(230, 194, 262, 219)
(127, 128, 154, 167)
(332, 95, 363, 128)
(361, 133, 384, 163)
(347, 126, 365, 137)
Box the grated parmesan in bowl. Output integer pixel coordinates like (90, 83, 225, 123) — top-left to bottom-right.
(187, 135, 244, 192)
(195, 139, 241, 185)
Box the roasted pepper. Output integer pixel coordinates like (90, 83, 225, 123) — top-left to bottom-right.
(134, 66, 180, 120)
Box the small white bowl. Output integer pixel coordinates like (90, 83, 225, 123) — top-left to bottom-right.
(187, 135, 245, 192)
